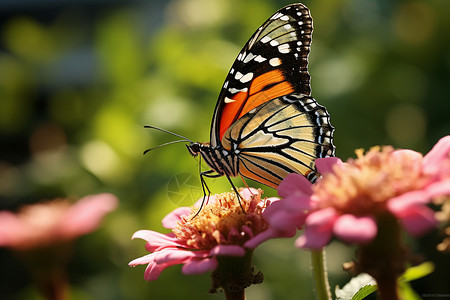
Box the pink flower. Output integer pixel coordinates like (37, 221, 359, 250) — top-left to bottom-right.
(129, 188, 277, 282)
(273, 136, 450, 250)
(0, 193, 118, 251)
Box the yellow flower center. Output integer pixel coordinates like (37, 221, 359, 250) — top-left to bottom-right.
(172, 190, 269, 250)
(313, 146, 429, 215)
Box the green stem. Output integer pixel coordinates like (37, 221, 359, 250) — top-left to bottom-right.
(310, 249, 331, 300)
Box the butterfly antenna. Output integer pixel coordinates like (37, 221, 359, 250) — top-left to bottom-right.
(143, 125, 195, 154)
(144, 125, 194, 143)
(143, 140, 190, 154)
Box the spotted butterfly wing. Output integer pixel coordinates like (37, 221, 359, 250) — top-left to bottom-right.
(187, 3, 334, 189)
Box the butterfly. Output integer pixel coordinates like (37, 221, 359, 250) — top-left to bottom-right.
(147, 3, 335, 201)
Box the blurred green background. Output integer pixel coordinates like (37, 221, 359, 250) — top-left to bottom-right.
(0, 0, 449, 299)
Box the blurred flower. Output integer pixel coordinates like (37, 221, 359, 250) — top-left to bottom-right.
(0, 193, 118, 251)
(271, 136, 450, 250)
(265, 135, 450, 300)
(130, 188, 276, 295)
(0, 193, 117, 300)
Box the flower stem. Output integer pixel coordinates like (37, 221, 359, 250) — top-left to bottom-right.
(224, 289, 245, 300)
(310, 249, 331, 300)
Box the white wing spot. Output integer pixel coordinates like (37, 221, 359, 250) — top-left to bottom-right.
(254, 55, 267, 62)
(223, 81, 229, 88)
(298, 21, 303, 25)
(297, 12, 302, 16)
(228, 87, 248, 94)
(270, 39, 279, 46)
(284, 24, 292, 30)
(261, 36, 271, 43)
(243, 52, 256, 63)
(224, 97, 236, 103)
(230, 68, 235, 74)
(278, 44, 290, 53)
(234, 71, 243, 80)
(297, 41, 303, 46)
(240, 72, 254, 83)
(280, 15, 289, 21)
(269, 57, 282, 67)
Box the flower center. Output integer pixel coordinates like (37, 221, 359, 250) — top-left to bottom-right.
(313, 146, 429, 215)
(172, 190, 270, 250)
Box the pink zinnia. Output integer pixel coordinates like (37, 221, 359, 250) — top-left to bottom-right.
(0, 193, 118, 251)
(270, 137, 450, 250)
(129, 188, 278, 294)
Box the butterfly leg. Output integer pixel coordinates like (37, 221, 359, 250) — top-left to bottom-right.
(225, 174, 246, 213)
(192, 169, 222, 218)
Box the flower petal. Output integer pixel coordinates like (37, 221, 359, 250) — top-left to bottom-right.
(60, 193, 118, 238)
(181, 257, 218, 275)
(278, 173, 312, 198)
(162, 207, 191, 229)
(387, 190, 430, 215)
(129, 253, 155, 266)
(397, 205, 437, 236)
(131, 230, 182, 252)
(153, 248, 201, 264)
(210, 245, 245, 257)
(143, 261, 164, 281)
(315, 157, 343, 174)
(333, 215, 377, 244)
(267, 209, 306, 232)
(295, 208, 337, 249)
(245, 228, 294, 249)
(295, 226, 333, 250)
(240, 187, 260, 200)
(426, 179, 450, 198)
(423, 135, 450, 175)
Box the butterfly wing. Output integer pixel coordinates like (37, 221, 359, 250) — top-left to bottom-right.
(210, 4, 313, 146)
(221, 93, 334, 188)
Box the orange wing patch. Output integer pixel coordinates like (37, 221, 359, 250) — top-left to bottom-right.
(219, 69, 294, 139)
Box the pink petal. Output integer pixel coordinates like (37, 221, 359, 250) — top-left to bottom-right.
(129, 253, 155, 266)
(59, 193, 118, 238)
(282, 194, 312, 211)
(153, 248, 200, 264)
(426, 179, 450, 198)
(278, 173, 312, 198)
(392, 149, 423, 161)
(210, 245, 245, 257)
(240, 187, 260, 200)
(267, 209, 306, 232)
(305, 207, 338, 227)
(295, 208, 337, 250)
(162, 207, 191, 229)
(387, 191, 430, 215)
(333, 215, 377, 244)
(315, 157, 343, 174)
(0, 211, 26, 247)
(143, 256, 188, 281)
(423, 135, 450, 175)
(245, 228, 295, 249)
(194, 194, 217, 207)
(143, 262, 164, 281)
(295, 226, 333, 250)
(397, 205, 438, 236)
(131, 230, 182, 252)
(181, 257, 218, 275)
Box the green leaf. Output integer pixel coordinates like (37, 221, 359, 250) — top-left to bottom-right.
(351, 285, 378, 300)
(335, 273, 377, 300)
(400, 262, 435, 283)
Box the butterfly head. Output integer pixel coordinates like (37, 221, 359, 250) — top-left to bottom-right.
(186, 142, 211, 157)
